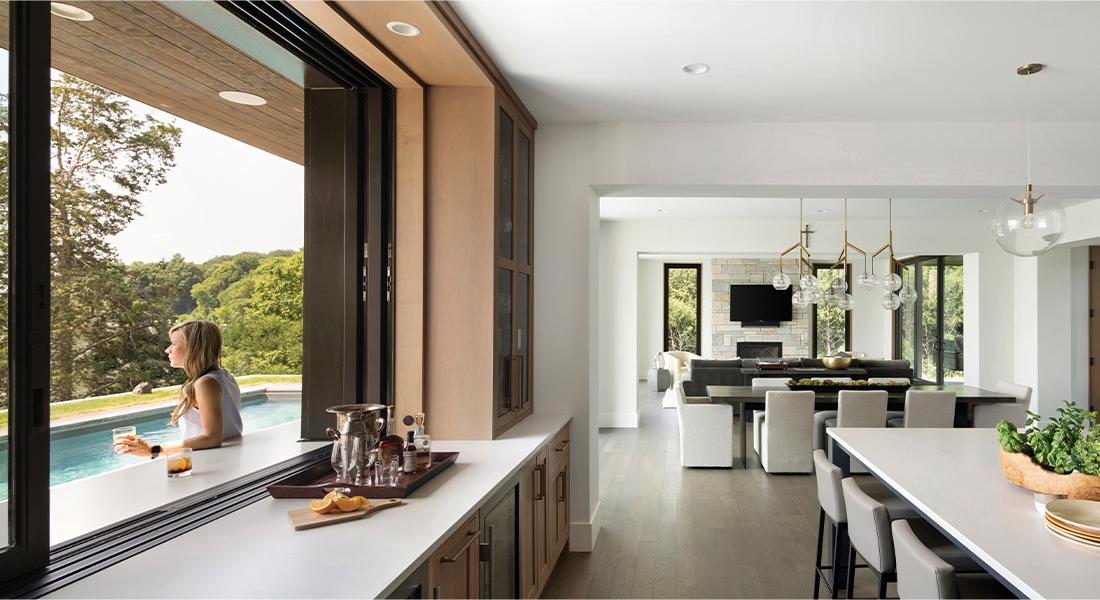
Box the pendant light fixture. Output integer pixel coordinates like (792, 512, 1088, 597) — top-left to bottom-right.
(826, 199, 861, 311)
(772, 198, 814, 309)
(872, 199, 909, 311)
(992, 63, 1066, 256)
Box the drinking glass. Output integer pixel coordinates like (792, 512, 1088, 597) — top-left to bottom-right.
(112, 426, 136, 453)
(166, 448, 193, 478)
(376, 454, 400, 487)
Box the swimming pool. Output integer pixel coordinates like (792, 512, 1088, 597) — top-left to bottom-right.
(0, 394, 302, 501)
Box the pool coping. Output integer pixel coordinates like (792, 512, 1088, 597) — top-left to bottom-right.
(0, 383, 302, 443)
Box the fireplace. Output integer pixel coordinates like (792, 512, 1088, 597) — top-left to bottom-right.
(737, 342, 783, 359)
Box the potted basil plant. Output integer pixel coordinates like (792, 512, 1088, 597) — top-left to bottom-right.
(997, 401, 1100, 504)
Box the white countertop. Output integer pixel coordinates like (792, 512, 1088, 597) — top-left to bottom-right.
(828, 427, 1100, 600)
(48, 413, 570, 599)
(0, 421, 323, 546)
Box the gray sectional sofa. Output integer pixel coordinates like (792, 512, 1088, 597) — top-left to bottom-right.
(681, 358, 915, 398)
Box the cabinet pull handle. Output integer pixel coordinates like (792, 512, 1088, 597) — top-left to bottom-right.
(432, 585, 441, 599)
(555, 439, 570, 453)
(558, 470, 568, 503)
(533, 464, 545, 500)
(439, 529, 481, 563)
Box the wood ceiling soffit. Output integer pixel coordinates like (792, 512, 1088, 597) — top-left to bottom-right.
(287, 0, 420, 89)
(46, 1, 303, 165)
(428, 1, 537, 129)
(332, 0, 486, 88)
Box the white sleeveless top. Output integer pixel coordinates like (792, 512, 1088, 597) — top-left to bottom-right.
(178, 368, 244, 442)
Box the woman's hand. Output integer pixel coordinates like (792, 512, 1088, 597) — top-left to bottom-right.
(115, 435, 153, 457)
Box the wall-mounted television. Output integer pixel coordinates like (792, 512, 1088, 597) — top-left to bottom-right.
(730, 284, 792, 326)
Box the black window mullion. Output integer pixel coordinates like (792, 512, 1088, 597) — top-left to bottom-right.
(2, 0, 52, 580)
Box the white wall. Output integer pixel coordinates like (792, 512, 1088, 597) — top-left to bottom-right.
(534, 120, 1100, 551)
(636, 259, 662, 379)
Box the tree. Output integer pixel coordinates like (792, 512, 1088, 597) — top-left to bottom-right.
(49, 74, 182, 401)
(666, 268, 698, 353)
(814, 268, 847, 356)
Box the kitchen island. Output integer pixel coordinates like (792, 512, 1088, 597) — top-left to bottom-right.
(47, 413, 572, 599)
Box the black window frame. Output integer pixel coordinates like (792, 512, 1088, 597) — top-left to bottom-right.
(663, 263, 702, 355)
(810, 263, 852, 358)
(0, 0, 395, 591)
(892, 256, 963, 385)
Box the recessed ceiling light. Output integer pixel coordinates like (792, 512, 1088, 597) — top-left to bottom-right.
(218, 91, 267, 106)
(978, 208, 990, 214)
(657, 208, 668, 213)
(817, 209, 829, 214)
(682, 63, 710, 75)
(51, 2, 94, 22)
(387, 21, 421, 37)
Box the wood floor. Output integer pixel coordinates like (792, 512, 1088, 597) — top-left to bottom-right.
(541, 384, 887, 599)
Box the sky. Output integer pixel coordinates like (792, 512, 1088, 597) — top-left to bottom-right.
(0, 51, 304, 265)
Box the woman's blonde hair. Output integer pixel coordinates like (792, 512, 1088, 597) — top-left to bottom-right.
(169, 320, 223, 425)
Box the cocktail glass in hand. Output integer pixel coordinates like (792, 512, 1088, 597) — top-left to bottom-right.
(112, 426, 136, 453)
(166, 448, 193, 478)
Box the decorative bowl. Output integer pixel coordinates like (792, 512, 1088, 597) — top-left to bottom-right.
(822, 355, 852, 370)
(999, 448, 1100, 501)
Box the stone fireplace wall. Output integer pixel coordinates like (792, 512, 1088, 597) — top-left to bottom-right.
(711, 258, 811, 358)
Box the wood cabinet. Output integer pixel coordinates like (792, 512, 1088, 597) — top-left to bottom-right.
(547, 425, 570, 563)
(424, 88, 536, 441)
(493, 95, 535, 437)
(428, 515, 481, 599)
(518, 422, 570, 599)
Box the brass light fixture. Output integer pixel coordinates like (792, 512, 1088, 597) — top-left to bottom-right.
(772, 199, 815, 309)
(991, 63, 1066, 256)
(824, 199, 863, 311)
(871, 199, 914, 310)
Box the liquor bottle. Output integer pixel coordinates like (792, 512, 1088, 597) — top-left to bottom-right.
(402, 431, 418, 474)
(378, 405, 405, 465)
(413, 412, 432, 470)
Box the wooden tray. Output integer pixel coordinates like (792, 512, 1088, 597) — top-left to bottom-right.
(786, 383, 911, 393)
(288, 498, 404, 531)
(267, 451, 459, 499)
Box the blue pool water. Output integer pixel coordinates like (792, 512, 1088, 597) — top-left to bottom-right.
(0, 395, 301, 502)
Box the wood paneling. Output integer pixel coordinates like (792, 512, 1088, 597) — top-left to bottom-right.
(32, 1, 305, 164)
(395, 87, 425, 419)
(424, 86, 496, 440)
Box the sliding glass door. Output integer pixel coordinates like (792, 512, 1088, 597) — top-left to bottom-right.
(895, 256, 964, 384)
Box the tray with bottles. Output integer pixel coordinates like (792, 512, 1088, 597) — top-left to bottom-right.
(266, 451, 459, 499)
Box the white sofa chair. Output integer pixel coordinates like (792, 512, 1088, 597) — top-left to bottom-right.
(754, 390, 815, 473)
(973, 381, 1033, 428)
(661, 351, 704, 409)
(673, 382, 733, 467)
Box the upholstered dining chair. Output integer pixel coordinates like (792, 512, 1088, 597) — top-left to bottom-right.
(972, 381, 1033, 428)
(887, 390, 955, 428)
(816, 390, 887, 473)
(751, 377, 789, 450)
(672, 382, 733, 467)
(892, 520, 1008, 599)
(842, 479, 981, 599)
(812, 451, 917, 599)
(753, 390, 815, 473)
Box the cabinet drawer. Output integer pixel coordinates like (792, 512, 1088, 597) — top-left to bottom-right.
(548, 423, 570, 472)
(429, 514, 481, 599)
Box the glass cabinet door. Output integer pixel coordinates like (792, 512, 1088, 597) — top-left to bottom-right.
(516, 131, 530, 266)
(496, 110, 513, 260)
(495, 268, 513, 418)
(515, 272, 529, 410)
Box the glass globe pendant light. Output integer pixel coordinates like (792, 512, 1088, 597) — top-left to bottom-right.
(826, 198, 863, 312)
(775, 198, 812, 298)
(992, 64, 1066, 256)
(771, 271, 791, 290)
(881, 292, 902, 311)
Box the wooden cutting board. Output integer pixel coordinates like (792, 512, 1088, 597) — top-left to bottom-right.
(287, 498, 404, 531)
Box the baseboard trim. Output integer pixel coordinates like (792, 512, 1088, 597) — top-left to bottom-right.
(568, 499, 602, 552)
(599, 411, 638, 428)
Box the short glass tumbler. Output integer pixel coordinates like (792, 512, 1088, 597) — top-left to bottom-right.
(166, 448, 193, 478)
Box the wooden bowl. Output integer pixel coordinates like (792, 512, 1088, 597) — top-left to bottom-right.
(999, 449, 1100, 501)
(822, 356, 852, 370)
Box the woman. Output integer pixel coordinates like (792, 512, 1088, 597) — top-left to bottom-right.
(116, 320, 243, 458)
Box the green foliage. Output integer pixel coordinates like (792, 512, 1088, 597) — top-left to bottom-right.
(899, 263, 965, 381)
(814, 268, 846, 356)
(997, 402, 1100, 476)
(666, 268, 698, 353)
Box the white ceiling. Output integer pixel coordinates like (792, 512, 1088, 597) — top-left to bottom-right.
(600, 196, 992, 221)
(451, 1, 1100, 124)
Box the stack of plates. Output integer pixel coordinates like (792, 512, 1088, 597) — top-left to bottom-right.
(1044, 499, 1100, 549)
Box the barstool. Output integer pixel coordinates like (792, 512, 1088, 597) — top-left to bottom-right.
(842, 479, 981, 598)
(811, 450, 916, 599)
(886, 390, 956, 428)
(892, 520, 1009, 599)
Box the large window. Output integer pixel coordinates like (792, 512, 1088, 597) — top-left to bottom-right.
(895, 256, 964, 384)
(664, 263, 701, 354)
(812, 264, 851, 357)
(1, 0, 393, 585)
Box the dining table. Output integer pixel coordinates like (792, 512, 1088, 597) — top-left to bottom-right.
(705, 384, 1015, 468)
(827, 427, 1098, 599)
